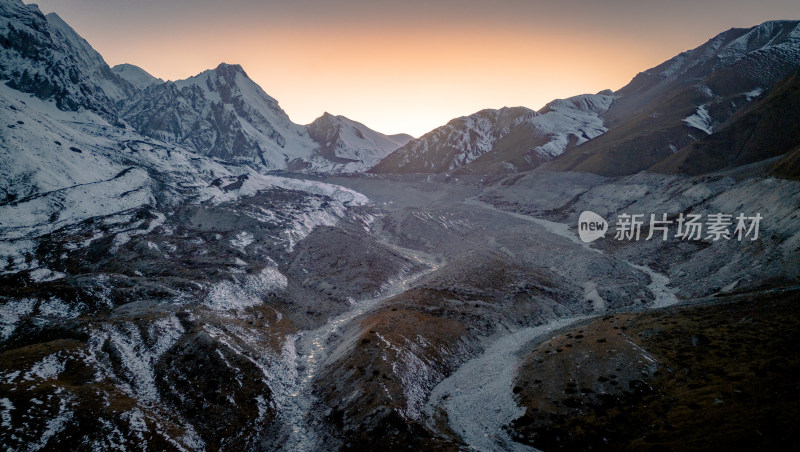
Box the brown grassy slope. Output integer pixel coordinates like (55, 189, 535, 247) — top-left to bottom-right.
(544, 22, 800, 177)
(542, 86, 706, 176)
(653, 70, 800, 176)
(769, 144, 800, 180)
(511, 287, 800, 451)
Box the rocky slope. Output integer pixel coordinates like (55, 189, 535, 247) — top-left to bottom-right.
(510, 287, 800, 451)
(480, 170, 800, 300)
(770, 144, 800, 180)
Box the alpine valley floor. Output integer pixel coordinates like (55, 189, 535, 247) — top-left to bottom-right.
(2, 168, 800, 451)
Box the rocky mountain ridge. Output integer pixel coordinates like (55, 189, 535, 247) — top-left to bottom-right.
(370, 92, 615, 177)
(373, 20, 800, 179)
(546, 20, 800, 176)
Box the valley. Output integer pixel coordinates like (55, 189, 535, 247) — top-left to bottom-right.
(1, 1, 799, 449)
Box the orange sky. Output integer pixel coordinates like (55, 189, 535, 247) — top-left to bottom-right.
(31, 0, 800, 136)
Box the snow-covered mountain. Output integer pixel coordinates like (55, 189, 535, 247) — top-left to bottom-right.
(371, 92, 614, 176)
(548, 20, 800, 176)
(373, 107, 536, 174)
(0, 0, 408, 174)
(121, 63, 319, 169)
(0, 0, 378, 276)
(0, 2, 134, 119)
(111, 63, 164, 90)
(0, 79, 367, 240)
(305, 112, 412, 173)
(120, 64, 409, 173)
(646, 20, 800, 92)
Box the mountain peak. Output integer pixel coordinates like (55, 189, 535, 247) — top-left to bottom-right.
(111, 63, 163, 90)
(0, 1, 134, 117)
(213, 62, 248, 77)
(173, 62, 265, 95)
(307, 112, 412, 172)
(644, 19, 800, 83)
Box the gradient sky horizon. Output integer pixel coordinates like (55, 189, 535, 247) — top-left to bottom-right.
(29, 0, 800, 137)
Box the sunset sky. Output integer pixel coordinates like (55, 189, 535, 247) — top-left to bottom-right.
(31, 0, 800, 137)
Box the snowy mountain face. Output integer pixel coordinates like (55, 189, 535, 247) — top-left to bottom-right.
(0, 2, 134, 120)
(623, 19, 800, 127)
(120, 64, 407, 173)
(548, 20, 800, 176)
(648, 20, 800, 91)
(0, 78, 368, 252)
(0, 0, 407, 175)
(111, 63, 164, 90)
(371, 93, 614, 176)
(529, 92, 615, 157)
(305, 112, 412, 173)
(120, 63, 318, 169)
(372, 106, 536, 174)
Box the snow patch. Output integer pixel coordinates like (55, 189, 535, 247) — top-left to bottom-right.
(24, 353, 66, 381)
(0, 398, 13, 429)
(200, 168, 368, 207)
(745, 87, 764, 101)
(29, 268, 67, 282)
(0, 298, 37, 340)
(87, 315, 184, 403)
(204, 267, 288, 311)
(27, 391, 74, 451)
(38, 297, 83, 319)
(583, 281, 607, 312)
(683, 105, 713, 135)
(230, 231, 254, 251)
